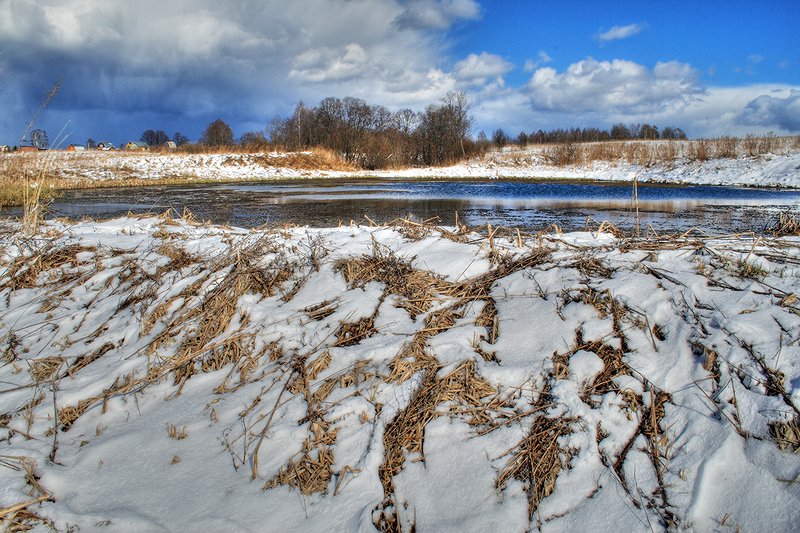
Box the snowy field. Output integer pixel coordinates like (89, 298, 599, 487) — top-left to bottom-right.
(1, 215, 799, 531)
(8, 141, 800, 188)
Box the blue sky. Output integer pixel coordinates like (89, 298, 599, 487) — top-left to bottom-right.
(1, 0, 798, 146)
(451, 1, 799, 88)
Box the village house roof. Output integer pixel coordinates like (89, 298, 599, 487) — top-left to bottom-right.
(125, 141, 149, 150)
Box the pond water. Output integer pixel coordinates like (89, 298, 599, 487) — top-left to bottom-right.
(16, 179, 800, 234)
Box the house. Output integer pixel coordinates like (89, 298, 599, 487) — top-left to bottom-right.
(0, 145, 10, 153)
(125, 141, 149, 151)
(67, 144, 86, 152)
(97, 141, 116, 151)
(164, 141, 177, 150)
(18, 146, 40, 152)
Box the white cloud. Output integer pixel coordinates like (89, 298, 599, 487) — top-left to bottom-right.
(289, 44, 371, 83)
(393, 0, 480, 29)
(526, 57, 703, 115)
(597, 23, 642, 42)
(738, 89, 800, 131)
(453, 52, 513, 86)
(523, 51, 552, 73)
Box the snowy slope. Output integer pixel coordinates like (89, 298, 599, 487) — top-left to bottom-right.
(1, 216, 799, 532)
(11, 144, 800, 188)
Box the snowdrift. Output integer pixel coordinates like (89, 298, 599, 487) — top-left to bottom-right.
(1, 216, 799, 532)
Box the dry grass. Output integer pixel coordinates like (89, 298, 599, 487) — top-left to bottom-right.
(159, 237, 294, 385)
(166, 423, 188, 440)
(249, 148, 355, 171)
(0, 148, 355, 207)
(264, 445, 335, 495)
(376, 360, 495, 530)
(506, 136, 800, 168)
(335, 314, 379, 347)
(0, 154, 60, 209)
(2, 244, 94, 291)
(0, 456, 53, 531)
(28, 357, 63, 382)
(496, 384, 572, 522)
(578, 340, 631, 402)
(768, 211, 800, 237)
(770, 418, 800, 453)
(335, 242, 449, 319)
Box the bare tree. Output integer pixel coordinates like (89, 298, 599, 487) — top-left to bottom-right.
(201, 119, 234, 147)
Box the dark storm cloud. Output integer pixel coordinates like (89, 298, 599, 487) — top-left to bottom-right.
(0, 0, 469, 143)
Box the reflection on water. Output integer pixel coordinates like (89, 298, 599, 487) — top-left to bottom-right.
(7, 179, 800, 234)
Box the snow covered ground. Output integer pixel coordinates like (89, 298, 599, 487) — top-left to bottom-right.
(10, 141, 800, 188)
(1, 215, 799, 531)
(375, 147, 800, 189)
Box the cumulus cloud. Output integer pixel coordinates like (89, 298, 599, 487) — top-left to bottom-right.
(526, 57, 703, 115)
(453, 52, 513, 86)
(289, 44, 371, 83)
(738, 90, 800, 131)
(393, 0, 480, 29)
(597, 23, 643, 42)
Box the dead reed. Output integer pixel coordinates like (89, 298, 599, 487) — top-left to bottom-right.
(335, 242, 449, 319)
(2, 244, 94, 291)
(376, 360, 495, 529)
(0, 456, 53, 530)
(496, 384, 572, 522)
(769, 418, 800, 453)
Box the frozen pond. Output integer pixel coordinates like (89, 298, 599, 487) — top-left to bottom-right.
(21, 179, 800, 233)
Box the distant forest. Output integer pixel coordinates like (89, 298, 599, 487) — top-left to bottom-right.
(135, 92, 689, 170)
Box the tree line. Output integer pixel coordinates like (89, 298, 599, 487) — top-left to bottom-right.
(133, 94, 689, 170)
(268, 92, 475, 168)
(489, 123, 687, 148)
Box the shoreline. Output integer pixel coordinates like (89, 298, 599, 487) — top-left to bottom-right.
(1, 141, 799, 197)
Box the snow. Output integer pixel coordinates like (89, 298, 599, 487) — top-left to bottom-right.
(0, 215, 799, 532)
(12, 142, 800, 188)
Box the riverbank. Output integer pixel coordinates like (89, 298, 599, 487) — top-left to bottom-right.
(1, 139, 799, 208)
(1, 215, 798, 531)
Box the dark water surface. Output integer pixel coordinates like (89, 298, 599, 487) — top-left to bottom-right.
(16, 179, 800, 233)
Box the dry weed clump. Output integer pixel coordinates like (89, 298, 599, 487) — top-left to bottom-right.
(28, 357, 63, 382)
(544, 143, 579, 166)
(571, 255, 615, 278)
(335, 244, 449, 319)
(155, 243, 198, 273)
(0, 456, 54, 531)
(3, 244, 94, 290)
(264, 352, 342, 496)
(335, 314, 379, 347)
(264, 446, 335, 495)
(303, 300, 338, 321)
(577, 340, 631, 402)
(158, 239, 295, 385)
(166, 423, 188, 440)
(712, 136, 738, 158)
(251, 148, 356, 172)
(768, 211, 800, 237)
(376, 360, 496, 530)
(0, 153, 60, 208)
(496, 392, 573, 522)
(475, 298, 498, 345)
(387, 307, 461, 384)
(769, 418, 800, 453)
